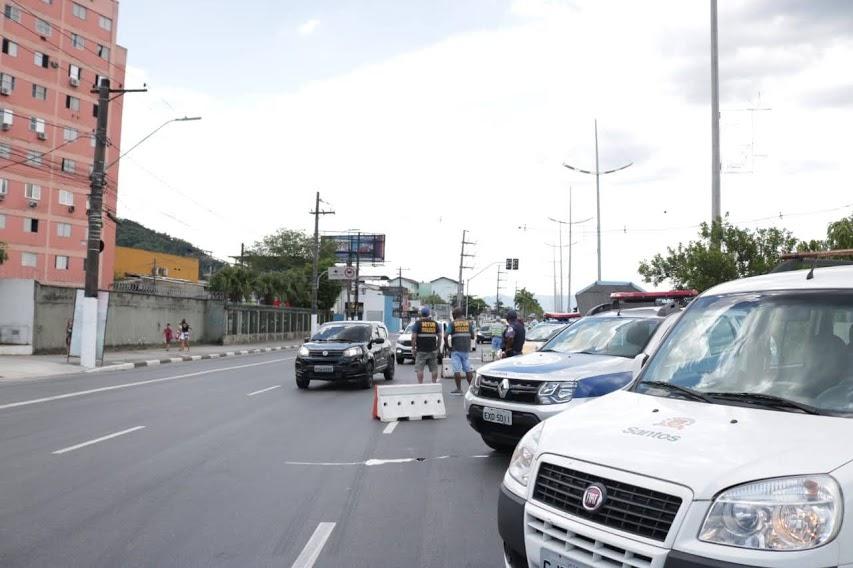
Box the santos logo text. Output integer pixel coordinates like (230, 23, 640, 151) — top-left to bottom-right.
(623, 427, 681, 442)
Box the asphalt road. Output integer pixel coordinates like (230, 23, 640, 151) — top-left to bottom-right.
(0, 351, 508, 567)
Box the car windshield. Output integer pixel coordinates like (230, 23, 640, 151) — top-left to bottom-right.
(405, 322, 416, 333)
(312, 324, 371, 342)
(639, 292, 853, 415)
(543, 317, 660, 358)
(526, 324, 564, 341)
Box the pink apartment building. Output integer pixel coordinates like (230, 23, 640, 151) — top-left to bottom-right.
(0, 0, 126, 287)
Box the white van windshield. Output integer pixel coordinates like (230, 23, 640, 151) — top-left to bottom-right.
(543, 317, 660, 358)
(639, 292, 853, 415)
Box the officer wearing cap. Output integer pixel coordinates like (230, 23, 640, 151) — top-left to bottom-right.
(501, 309, 526, 358)
(411, 306, 440, 383)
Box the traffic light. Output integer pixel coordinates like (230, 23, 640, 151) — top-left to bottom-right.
(506, 258, 512, 270)
(512, 258, 519, 270)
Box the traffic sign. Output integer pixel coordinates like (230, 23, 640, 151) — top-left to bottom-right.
(328, 266, 356, 280)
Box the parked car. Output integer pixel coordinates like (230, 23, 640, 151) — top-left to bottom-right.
(465, 303, 683, 452)
(499, 265, 853, 568)
(395, 319, 447, 364)
(477, 322, 506, 344)
(521, 322, 569, 354)
(295, 321, 394, 389)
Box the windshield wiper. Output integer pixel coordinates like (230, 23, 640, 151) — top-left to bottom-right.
(704, 392, 826, 415)
(638, 381, 714, 403)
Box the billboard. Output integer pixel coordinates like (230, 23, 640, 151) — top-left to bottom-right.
(325, 234, 386, 263)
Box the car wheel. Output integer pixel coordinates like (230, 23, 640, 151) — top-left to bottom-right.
(361, 362, 375, 389)
(296, 376, 310, 389)
(481, 434, 515, 453)
(383, 359, 395, 381)
(396, 356, 404, 365)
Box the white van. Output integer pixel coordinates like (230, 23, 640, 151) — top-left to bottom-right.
(499, 265, 853, 568)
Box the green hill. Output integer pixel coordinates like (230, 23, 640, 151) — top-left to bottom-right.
(115, 218, 225, 280)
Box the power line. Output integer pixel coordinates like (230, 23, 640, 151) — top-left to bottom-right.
(0, 134, 93, 172)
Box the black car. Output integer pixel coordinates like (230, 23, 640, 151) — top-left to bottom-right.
(295, 321, 394, 389)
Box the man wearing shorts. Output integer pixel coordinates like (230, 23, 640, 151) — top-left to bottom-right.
(446, 307, 475, 395)
(411, 307, 440, 384)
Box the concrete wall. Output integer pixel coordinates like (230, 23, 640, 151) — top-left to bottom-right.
(0, 279, 35, 354)
(31, 283, 76, 354)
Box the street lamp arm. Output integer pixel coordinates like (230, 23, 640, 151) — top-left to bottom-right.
(105, 116, 201, 171)
(600, 161, 633, 175)
(548, 216, 593, 225)
(562, 162, 595, 175)
(469, 261, 501, 283)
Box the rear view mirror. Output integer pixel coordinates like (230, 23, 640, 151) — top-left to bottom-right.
(374, 337, 385, 344)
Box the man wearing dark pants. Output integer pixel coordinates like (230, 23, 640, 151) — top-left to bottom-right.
(411, 306, 440, 384)
(501, 309, 526, 358)
(446, 307, 475, 395)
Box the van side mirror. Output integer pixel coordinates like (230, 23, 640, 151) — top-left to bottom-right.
(374, 337, 385, 344)
(304, 336, 311, 342)
(632, 353, 649, 379)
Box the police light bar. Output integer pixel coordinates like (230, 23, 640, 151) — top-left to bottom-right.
(609, 290, 698, 302)
(543, 312, 582, 320)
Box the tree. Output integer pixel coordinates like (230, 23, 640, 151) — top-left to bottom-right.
(826, 214, 853, 250)
(638, 217, 798, 292)
(419, 293, 445, 306)
(465, 296, 489, 317)
(245, 229, 314, 272)
(0, 242, 7, 265)
(514, 287, 544, 318)
(209, 265, 256, 303)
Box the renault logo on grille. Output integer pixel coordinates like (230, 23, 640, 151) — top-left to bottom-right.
(322, 351, 328, 356)
(582, 483, 607, 513)
(498, 378, 510, 399)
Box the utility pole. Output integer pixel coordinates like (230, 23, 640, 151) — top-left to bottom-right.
(545, 242, 562, 312)
(711, 0, 721, 225)
(353, 232, 362, 320)
(549, 193, 590, 311)
(563, 120, 632, 282)
(495, 267, 506, 315)
(80, 80, 146, 369)
(309, 192, 335, 334)
(456, 230, 475, 308)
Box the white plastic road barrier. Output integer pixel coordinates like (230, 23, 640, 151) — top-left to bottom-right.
(481, 350, 496, 363)
(441, 359, 453, 378)
(372, 383, 446, 422)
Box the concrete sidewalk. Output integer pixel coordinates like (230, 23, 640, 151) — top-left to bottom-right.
(0, 341, 302, 381)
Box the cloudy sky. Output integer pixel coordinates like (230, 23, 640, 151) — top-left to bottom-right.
(115, 0, 853, 307)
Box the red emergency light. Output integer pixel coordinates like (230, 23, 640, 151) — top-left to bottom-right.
(543, 312, 583, 321)
(609, 290, 699, 302)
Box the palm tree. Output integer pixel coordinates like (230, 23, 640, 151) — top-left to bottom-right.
(210, 265, 256, 303)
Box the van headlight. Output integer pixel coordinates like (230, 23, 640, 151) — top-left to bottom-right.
(507, 422, 544, 486)
(537, 381, 576, 404)
(469, 372, 481, 396)
(699, 475, 842, 551)
(343, 346, 362, 358)
(298, 346, 309, 357)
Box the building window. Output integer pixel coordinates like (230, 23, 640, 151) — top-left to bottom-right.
(26, 150, 42, 166)
(61, 158, 75, 173)
(63, 127, 78, 141)
(42, 0, 52, 4)
(0, 142, 9, 159)
(58, 189, 74, 206)
(29, 116, 46, 133)
(34, 51, 50, 68)
(96, 44, 110, 60)
(35, 18, 51, 37)
(92, 103, 98, 117)
(4, 4, 21, 23)
(0, 177, 7, 195)
(71, 2, 86, 19)
(94, 74, 107, 87)
(70, 33, 84, 50)
(23, 218, 39, 233)
(66, 95, 80, 111)
(0, 213, 5, 229)
(0, 73, 15, 93)
(1, 38, 18, 56)
(22, 252, 37, 267)
(55, 255, 69, 270)
(98, 15, 112, 31)
(32, 84, 47, 100)
(56, 222, 71, 237)
(68, 65, 81, 81)
(25, 183, 42, 200)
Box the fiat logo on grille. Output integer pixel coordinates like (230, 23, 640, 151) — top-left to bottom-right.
(322, 351, 328, 357)
(498, 378, 510, 399)
(581, 483, 607, 513)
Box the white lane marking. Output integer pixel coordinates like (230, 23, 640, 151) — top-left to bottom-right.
(284, 454, 493, 467)
(291, 522, 336, 568)
(382, 421, 398, 435)
(0, 357, 295, 411)
(247, 385, 282, 396)
(52, 426, 145, 455)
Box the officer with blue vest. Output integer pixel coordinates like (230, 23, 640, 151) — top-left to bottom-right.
(446, 307, 476, 395)
(411, 306, 440, 384)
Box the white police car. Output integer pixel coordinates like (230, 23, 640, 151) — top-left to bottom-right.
(464, 300, 683, 452)
(499, 265, 853, 568)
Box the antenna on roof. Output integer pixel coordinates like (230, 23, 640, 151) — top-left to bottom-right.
(806, 256, 818, 280)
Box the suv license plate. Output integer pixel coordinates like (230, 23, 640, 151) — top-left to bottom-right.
(540, 549, 591, 568)
(313, 365, 334, 373)
(482, 407, 512, 426)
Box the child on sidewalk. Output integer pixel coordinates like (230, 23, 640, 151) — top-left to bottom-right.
(164, 323, 174, 351)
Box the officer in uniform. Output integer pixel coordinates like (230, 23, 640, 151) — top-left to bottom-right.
(446, 307, 476, 395)
(411, 306, 440, 384)
(501, 309, 526, 358)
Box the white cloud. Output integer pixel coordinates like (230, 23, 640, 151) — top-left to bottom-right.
(298, 19, 320, 37)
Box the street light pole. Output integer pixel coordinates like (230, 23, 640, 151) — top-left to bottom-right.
(309, 192, 335, 334)
(105, 116, 201, 171)
(563, 120, 633, 282)
(710, 0, 722, 225)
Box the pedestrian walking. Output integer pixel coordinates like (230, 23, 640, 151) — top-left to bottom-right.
(501, 309, 526, 358)
(411, 306, 440, 384)
(446, 307, 476, 395)
(163, 323, 174, 351)
(65, 319, 73, 361)
(178, 319, 191, 352)
(490, 319, 506, 354)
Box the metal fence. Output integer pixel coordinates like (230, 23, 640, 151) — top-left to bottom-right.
(223, 305, 332, 344)
(111, 280, 225, 300)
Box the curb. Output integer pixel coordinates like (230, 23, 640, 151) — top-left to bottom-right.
(86, 345, 300, 374)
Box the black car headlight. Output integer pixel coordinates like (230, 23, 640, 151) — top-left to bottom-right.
(537, 381, 576, 405)
(297, 346, 309, 358)
(342, 346, 363, 358)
